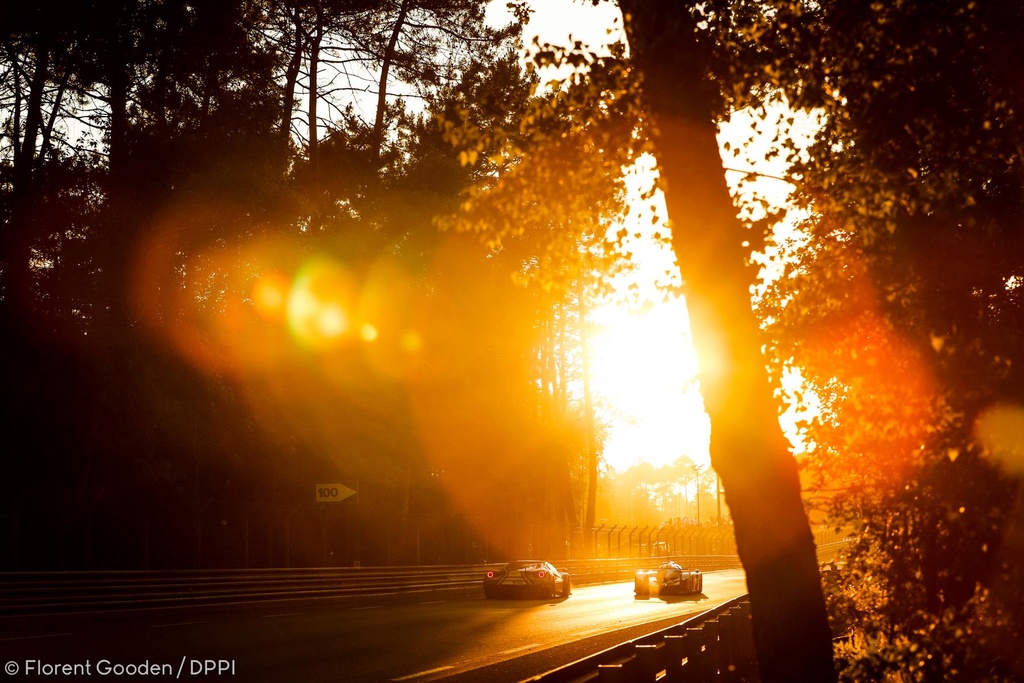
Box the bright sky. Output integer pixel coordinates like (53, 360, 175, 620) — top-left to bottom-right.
(516, 0, 625, 46)
(589, 295, 711, 472)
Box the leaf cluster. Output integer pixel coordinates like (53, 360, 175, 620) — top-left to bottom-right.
(436, 39, 649, 295)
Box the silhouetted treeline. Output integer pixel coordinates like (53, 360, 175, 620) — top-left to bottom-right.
(0, 0, 585, 569)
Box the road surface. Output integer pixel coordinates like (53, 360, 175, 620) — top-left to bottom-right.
(1, 569, 747, 682)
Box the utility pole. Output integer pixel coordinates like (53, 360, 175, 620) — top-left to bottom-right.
(693, 465, 703, 525)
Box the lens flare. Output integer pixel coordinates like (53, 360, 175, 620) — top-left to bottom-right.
(287, 258, 357, 349)
(251, 272, 290, 319)
(401, 331, 423, 353)
(317, 303, 349, 338)
(359, 257, 431, 381)
(974, 404, 1024, 473)
(360, 323, 379, 342)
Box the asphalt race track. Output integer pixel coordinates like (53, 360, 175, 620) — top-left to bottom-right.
(0, 569, 747, 682)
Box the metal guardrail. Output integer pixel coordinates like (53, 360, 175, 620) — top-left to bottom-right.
(521, 540, 852, 683)
(0, 556, 744, 616)
(0, 541, 849, 617)
(522, 594, 758, 683)
(0, 565, 491, 615)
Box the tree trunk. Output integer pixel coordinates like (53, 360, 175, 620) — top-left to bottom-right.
(372, 0, 412, 160)
(40, 69, 71, 162)
(306, 6, 324, 229)
(1, 37, 49, 332)
(102, 16, 133, 332)
(618, 3, 836, 681)
(307, 8, 322, 168)
(280, 3, 304, 146)
(578, 280, 598, 535)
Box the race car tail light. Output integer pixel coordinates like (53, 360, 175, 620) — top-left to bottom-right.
(486, 571, 495, 579)
(536, 571, 546, 578)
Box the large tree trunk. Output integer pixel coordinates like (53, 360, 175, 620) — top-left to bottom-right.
(618, 3, 836, 681)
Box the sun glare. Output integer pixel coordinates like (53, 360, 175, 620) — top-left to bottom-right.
(590, 295, 711, 473)
(487, 0, 713, 474)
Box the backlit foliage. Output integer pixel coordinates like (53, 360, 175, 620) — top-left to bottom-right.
(722, 0, 1024, 679)
(437, 39, 649, 294)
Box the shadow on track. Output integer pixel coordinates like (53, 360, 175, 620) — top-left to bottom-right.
(635, 592, 708, 604)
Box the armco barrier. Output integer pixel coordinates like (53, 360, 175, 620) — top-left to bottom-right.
(0, 564, 495, 615)
(522, 594, 758, 683)
(0, 556, 742, 616)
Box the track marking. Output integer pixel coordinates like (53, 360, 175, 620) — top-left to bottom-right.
(390, 665, 455, 681)
(150, 621, 207, 628)
(496, 643, 541, 656)
(265, 612, 306, 618)
(0, 633, 71, 642)
(351, 605, 381, 610)
(417, 600, 444, 605)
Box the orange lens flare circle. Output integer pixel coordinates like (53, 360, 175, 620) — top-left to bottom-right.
(251, 271, 291, 320)
(973, 404, 1024, 474)
(358, 257, 429, 381)
(287, 258, 358, 350)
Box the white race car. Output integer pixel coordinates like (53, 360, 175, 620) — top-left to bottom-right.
(634, 560, 703, 597)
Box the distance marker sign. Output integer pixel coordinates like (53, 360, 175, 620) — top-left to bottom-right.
(315, 483, 358, 503)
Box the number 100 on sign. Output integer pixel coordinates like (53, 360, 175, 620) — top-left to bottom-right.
(315, 483, 357, 503)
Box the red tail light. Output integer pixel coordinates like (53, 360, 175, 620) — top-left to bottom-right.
(537, 570, 546, 578)
(486, 571, 495, 578)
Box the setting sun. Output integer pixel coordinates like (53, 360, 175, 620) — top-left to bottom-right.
(589, 287, 711, 473)
(589, 253, 708, 473)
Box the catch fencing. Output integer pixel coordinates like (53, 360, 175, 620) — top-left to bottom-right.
(1, 499, 847, 571)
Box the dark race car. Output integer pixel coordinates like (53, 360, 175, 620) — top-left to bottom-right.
(634, 560, 703, 598)
(483, 560, 572, 600)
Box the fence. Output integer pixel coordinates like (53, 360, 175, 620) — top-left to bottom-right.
(0, 499, 847, 572)
(575, 523, 737, 560)
(0, 506, 742, 570)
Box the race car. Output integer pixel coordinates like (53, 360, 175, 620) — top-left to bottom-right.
(483, 560, 571, 599)
(634, 560, 703, 598)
